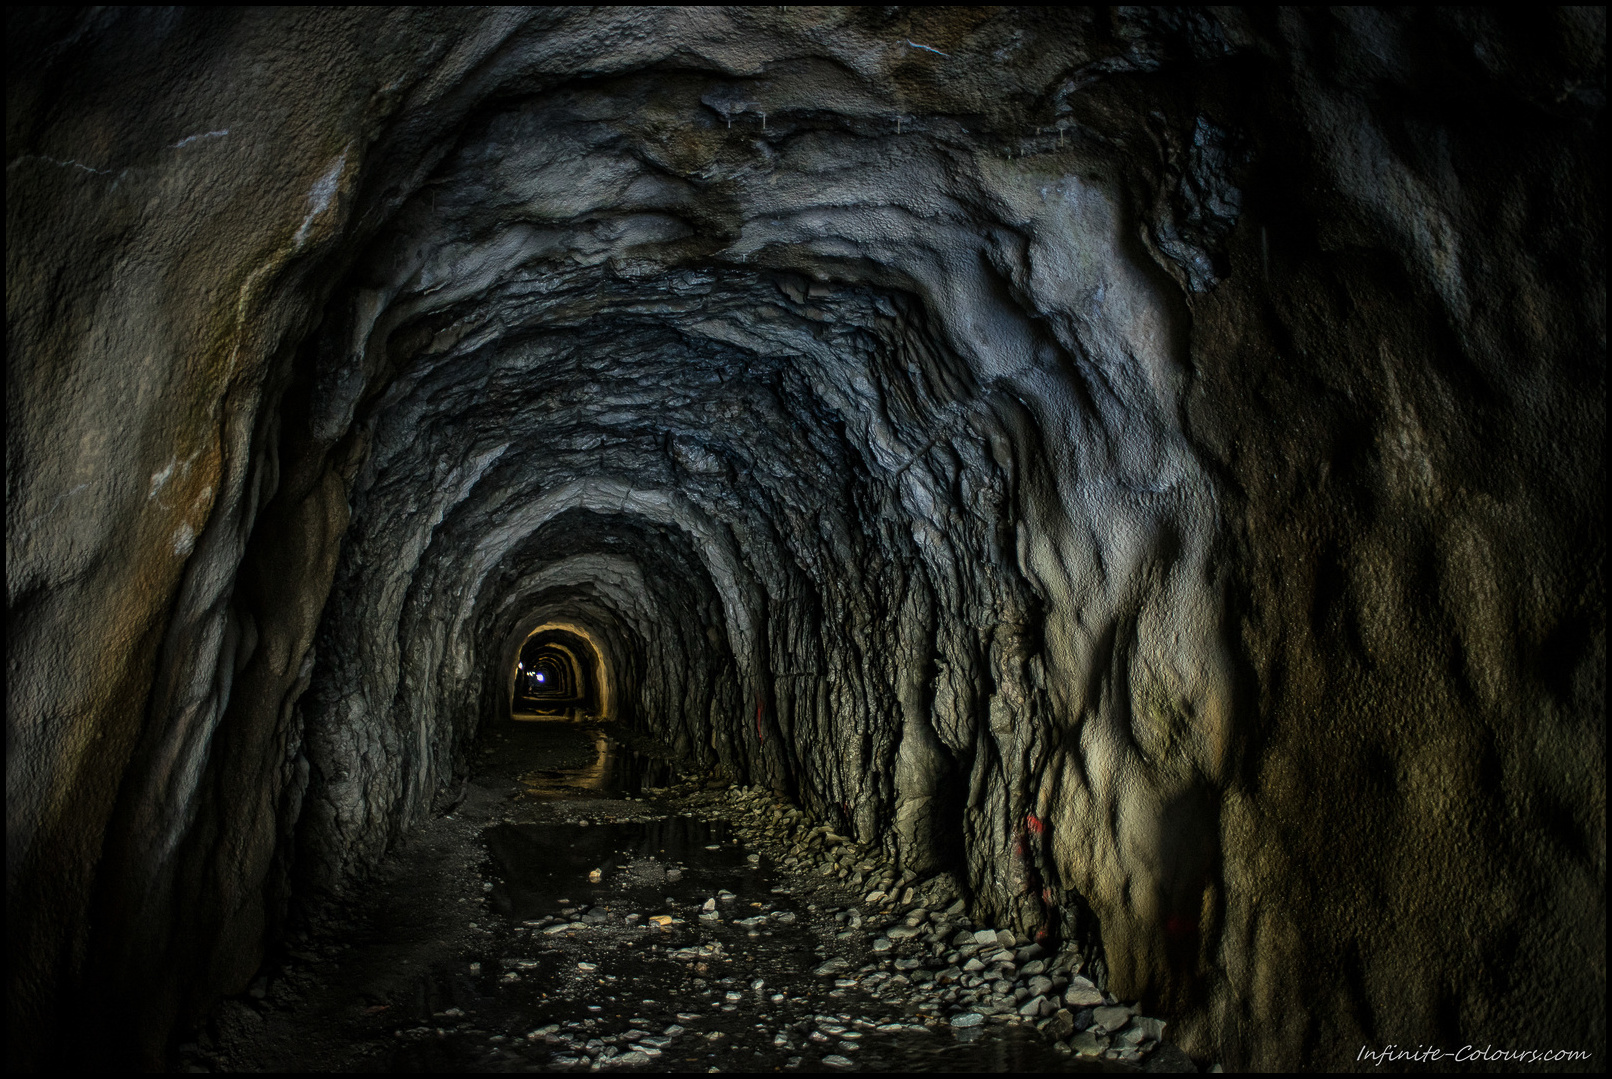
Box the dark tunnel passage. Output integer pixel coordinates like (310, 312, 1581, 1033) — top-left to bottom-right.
(5, 7, 1605, 1073)
(513, 628, 599, 716)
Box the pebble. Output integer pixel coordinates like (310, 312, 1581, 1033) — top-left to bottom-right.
(1122, 1015, 1166, 1043)
(1092, 1005, 1130, 1032)
(1115, 1022, 1147, 1047)
(822, 1053, 855, 1067)
(1071, 1030, 1104, 1056)
(949, 1012, 985, 1028)
(1018, 994, 1050, 1017)
(1064, 975, 1104, 1007)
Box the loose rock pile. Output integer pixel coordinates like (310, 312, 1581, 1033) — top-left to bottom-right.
(176, 723, 1211, 1072)
(666, 779, 1196, 1070)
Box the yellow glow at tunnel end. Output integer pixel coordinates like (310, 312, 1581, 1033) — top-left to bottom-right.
(510, 622, 613, 721)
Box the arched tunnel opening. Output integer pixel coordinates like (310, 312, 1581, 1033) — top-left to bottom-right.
(512, 628, 601, 718)
(6, 8, 1604, 1074)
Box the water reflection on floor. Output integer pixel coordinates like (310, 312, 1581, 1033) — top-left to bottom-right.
(448, 721, 1122, 1074)
(203, 719, 1125, 1073)
(512, 724, 673, 800)
(485, 816, 738, 922)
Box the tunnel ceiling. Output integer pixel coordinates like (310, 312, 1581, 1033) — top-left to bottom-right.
(6, 7, 1605, 1071)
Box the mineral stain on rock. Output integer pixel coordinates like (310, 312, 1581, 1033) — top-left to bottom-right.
(6, 6, 1604, 1073)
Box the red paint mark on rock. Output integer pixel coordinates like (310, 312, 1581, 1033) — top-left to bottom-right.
(1025, 811, 1045, 835)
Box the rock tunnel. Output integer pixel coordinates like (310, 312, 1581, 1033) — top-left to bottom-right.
(513, 628, 602, 716)
(5, 7, 1605, 1072)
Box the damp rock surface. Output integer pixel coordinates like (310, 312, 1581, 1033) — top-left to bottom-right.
(6, 7, 1605, 1072)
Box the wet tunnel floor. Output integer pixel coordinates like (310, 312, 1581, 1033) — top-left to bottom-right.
(187, 723, 1140, 1073)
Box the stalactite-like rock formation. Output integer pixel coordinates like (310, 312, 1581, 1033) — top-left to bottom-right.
(7, 7, 1604, 1070)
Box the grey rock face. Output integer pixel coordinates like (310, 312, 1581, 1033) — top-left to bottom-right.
(5, 5, 1604, 1072)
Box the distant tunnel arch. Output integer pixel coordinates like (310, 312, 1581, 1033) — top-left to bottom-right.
(510, 626, 604, 719)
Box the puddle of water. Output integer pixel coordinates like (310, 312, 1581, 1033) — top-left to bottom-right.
(511, 725, 675, 800)
(512, 706, 595, 721)
(486, 817, 755, 922)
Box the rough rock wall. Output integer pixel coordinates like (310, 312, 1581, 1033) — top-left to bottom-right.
(6, 7, 1603, 1070)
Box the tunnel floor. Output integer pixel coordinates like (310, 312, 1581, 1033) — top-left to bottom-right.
(184, 724, 1178, 1073)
